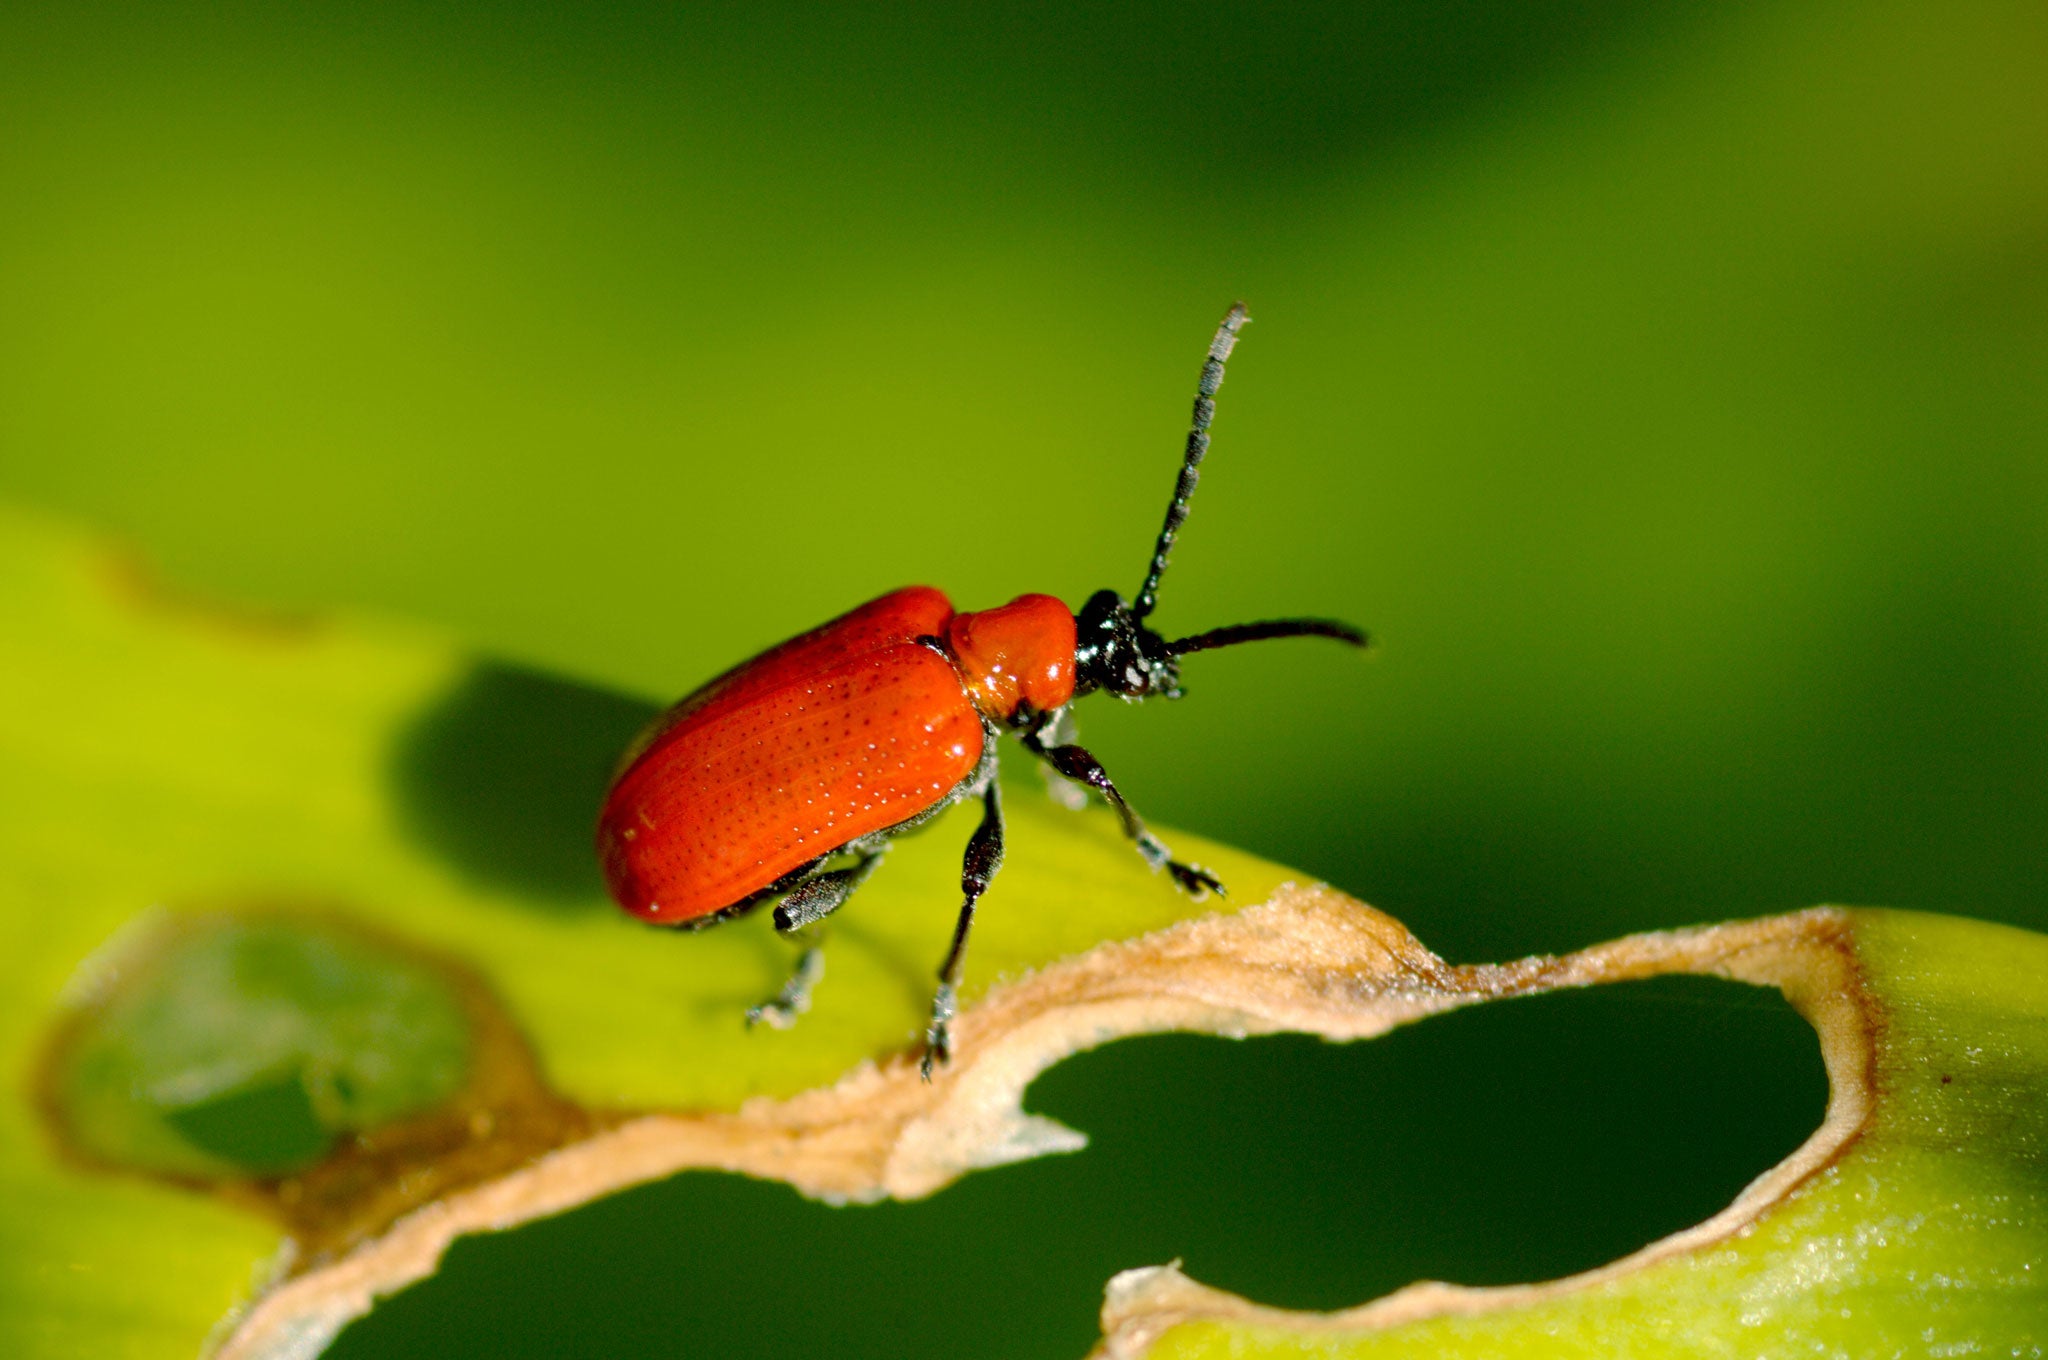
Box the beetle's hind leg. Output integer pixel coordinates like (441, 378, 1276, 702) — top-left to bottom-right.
(922, 778, 1005, 1080)
(745, 847, 888, 1029)
(772, 845, 889, 933)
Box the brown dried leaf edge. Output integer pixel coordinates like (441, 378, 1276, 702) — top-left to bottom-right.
(216, 886, 1868, 1359)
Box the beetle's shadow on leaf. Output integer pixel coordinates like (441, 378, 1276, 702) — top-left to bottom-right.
(391, 662, 661, 909)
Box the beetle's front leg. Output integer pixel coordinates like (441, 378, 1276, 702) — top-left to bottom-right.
(746, 847, 886, 1029)
(1020, 727, 1224, 898)
(1028, 706, 1091, 810)
(923, 778, 1005, 1080)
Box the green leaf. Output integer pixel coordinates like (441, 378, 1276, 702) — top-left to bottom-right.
(1103, 908, 2048, 1357)
(0, 502, 1287, 1358)
(1, 503, 2042, 1359)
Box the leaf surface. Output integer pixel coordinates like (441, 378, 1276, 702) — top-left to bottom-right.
(0, 505, 2040, 1359)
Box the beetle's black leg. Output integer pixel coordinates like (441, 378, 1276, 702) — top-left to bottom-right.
(746, 848, 886, 1029)
(1021, 731, 1224, 898)
(923, 779, 1005, 1080)
(772, 848, 887, 932)
(1032, 707, 1091, 810)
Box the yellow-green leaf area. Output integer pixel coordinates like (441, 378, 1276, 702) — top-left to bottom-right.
(1142, 909, 2048, 1358)
(0, 502, 1286, 1359)
(0, 502, 1280, 1100)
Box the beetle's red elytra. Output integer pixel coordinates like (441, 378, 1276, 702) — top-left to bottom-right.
(599, 587, 1071, 922)
(597, 304, 1368, 1078)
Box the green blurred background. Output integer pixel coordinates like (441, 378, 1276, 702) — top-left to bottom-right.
(1, 0, 2042, 1354)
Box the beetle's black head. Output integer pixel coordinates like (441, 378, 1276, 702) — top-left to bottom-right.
(1073, 588, 1370, 702)
(1074, 306, 1370, 704)
(1073, 589, 1183, 701)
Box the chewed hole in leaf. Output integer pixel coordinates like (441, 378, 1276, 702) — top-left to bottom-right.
(325, 975, 1826, 1360)
(39, 908, 607, 1263)
(163, 1072, 335, 1176)
(44, 913, 475, 1181)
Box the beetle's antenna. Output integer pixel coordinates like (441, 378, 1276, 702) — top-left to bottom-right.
(1167, 618, 1370, 657)
(1132, 303, 1250, 621)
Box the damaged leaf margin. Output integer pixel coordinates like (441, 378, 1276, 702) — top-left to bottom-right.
(218, 887, 1903, 1360)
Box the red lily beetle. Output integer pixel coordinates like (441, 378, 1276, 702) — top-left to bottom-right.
(597, 305, 1367, 1076)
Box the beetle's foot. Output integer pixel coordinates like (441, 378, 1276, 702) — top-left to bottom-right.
(1138, 832, 1225, 899)
(1166, 859, 1226, 899)
(746, 947, 824, 1030)
(746, 997, 801, 1030)
(920, 980, 957, 1082)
